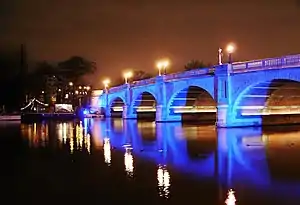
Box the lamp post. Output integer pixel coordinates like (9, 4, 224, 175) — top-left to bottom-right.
(226, 44, 235, 64)
(218, 48, 223, 65)
(124, 71, 133, 84)
(157, 60, 169, 76)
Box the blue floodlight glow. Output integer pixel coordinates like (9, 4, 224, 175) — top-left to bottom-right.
(83, 109, 89, 115)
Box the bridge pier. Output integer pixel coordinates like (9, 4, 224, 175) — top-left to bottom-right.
(122, 105, 137, 119)
(215, 64, 263, 128)
(215, 64, 236, 128)
(105, 108, 111, 118)
(155, 105, 181, 122)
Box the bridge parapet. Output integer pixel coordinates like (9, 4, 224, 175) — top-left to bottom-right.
(233, 54, 300, 73)
(164, 67, 213, 81)
(131, 77, 156, 88)
(109, 84, 128, 93)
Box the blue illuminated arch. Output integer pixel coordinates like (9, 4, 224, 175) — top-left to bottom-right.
(167, 85, 216, 112)
(231, 68, 300, 104)
(108, 96, 126, 108)
(132, 91, 158, 107)
(232, 78, 300, 121)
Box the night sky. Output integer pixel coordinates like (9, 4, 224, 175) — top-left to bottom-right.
(1, 0, 300, 87)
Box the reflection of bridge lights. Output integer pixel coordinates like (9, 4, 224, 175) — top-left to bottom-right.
(225, 189, 236, 205)
(104, 138, 111, 166)
(84, 134, 91, 154)
(157, 165, 171, 198)
(124, 148, 134, 178)
(83, 118, 88, 136)
(70, 136, 74, 154)
(76, 124, 84, 150)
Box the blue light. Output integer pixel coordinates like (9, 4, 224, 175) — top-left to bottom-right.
(83, 109, 89, 115)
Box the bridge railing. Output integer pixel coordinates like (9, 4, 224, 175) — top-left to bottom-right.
(232, 54, 300, 72)
(164, 67, 214, 81)
(108, 84, 128, 93)
(130, 77, 157, 88)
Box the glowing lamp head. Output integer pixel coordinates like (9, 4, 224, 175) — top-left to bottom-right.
(157, 59, 170, 69)
(69, 82, 73, 86)
(226, 44, 235, 54)
(103, 79, 110, 87)
(124, 71, 133, 78)
(86, 86, 91, 90)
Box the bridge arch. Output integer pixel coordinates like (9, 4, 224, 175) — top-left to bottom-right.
(231, 68, 300, 103)
(132, 91, 158, 119)
(109, 96, 126, 117)
(168, 85, 216, 122)
(232, 72, 300, 125)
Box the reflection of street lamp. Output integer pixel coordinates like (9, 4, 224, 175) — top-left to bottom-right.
(103, 79, 110, 93)
(157, 59, 169, 76)
(124, 71, 133, 84)
(226, 43, 235, 64)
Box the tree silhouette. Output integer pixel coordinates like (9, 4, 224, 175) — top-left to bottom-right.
(132, 70, 153, 81)
(58, 56, 97, 84)
(111, 70, 154, 87)
(184, 60, 211, 71)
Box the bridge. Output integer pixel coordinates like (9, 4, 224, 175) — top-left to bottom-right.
(93, 54, 300, 127)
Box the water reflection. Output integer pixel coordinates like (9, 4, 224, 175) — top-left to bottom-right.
(85, 133, 91, 154)
(124, 147, 134, 177)
(225, 189, 236, 205)
(21, 122, 49, 147)
(157, 165, 171, 198)
(19, 118, 300, 203)
(57, 122, 73, 145)
(104, 137, 111, 166)
(29, 121, 93, 154)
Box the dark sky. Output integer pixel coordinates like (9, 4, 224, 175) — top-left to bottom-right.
(1, 0, 300, 87)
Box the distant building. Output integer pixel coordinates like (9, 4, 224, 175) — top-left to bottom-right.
(91, 90, 104, 108)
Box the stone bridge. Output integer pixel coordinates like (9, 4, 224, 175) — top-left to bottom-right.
(94, 54, 300, 127)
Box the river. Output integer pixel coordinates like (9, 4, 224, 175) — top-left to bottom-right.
(3, 118, 300, 204)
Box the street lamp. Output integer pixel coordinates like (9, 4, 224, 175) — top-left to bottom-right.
(69, 82, 73, 86)
(156, 59, 169, 76)
(103, 79, 110, 93)
(226, 43, 235, 64)
(124, 71, 133, 84)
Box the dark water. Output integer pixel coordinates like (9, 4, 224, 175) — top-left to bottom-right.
(3, 119, 300, 204)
